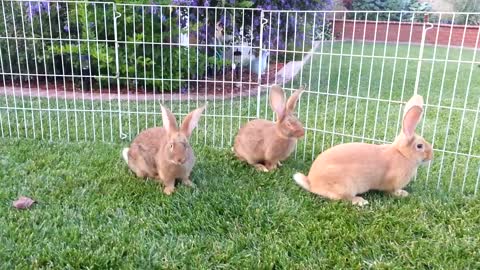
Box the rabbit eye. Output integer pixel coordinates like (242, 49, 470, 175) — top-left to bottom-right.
(416, 143, 423, 150)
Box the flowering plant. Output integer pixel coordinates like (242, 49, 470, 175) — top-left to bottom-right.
(0, 0, 333, 93)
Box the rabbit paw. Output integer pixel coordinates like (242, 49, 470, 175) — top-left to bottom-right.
(351, 196, 369, 206)
(391, 189, 409, 197)
(163, 186, 175, 195)
(277, 161, 283, 167)
(254, 164, 269, 172)
(264, 161, 278, 171)
(182, 179, 195, 188)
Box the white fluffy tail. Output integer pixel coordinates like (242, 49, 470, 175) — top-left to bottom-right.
(122, 148, 129, 164)
(293, 172, 310, 191)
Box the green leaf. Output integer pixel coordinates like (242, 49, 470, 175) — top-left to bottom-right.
(236, 1, 254, 8)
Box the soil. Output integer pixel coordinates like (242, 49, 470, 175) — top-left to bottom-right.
(0, 63, 285, 101)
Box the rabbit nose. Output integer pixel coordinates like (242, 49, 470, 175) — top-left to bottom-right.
(177, 158, 185, 164)
(424, 149, 433, 161)
(296, 129, 305, 137)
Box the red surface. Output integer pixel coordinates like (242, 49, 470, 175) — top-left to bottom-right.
(332, 19, 480, 48)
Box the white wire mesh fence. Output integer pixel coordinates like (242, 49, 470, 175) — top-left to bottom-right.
(0, 1, 479, 195)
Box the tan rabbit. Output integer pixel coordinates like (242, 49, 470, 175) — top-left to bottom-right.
(293, 94, 433, 206)
(122, 104, 206, 195)
(233, 85, 305, 172)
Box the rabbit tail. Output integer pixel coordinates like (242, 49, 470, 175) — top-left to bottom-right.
(293, 172, 310, 191)
(122, 148, 130, 164)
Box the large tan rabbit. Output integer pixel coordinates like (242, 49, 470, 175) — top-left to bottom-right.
(293, 94, 433, 206)
(233, 85, 305, 172)
(122, 104, 206, 195)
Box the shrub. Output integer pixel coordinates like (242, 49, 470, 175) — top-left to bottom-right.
(0, 1, 218, 92)
(454, 0, 480, 25)
(182, 0, 334, 64)
(0, 1, 60, 81)
(0, 0, 333, 93)
(345, 0, 432, 22)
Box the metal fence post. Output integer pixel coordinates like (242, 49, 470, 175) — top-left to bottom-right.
(113, 3, 125, 140)
(256, 11, 267, 118)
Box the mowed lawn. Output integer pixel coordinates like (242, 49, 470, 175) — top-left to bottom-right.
(1, 42, 479, 268)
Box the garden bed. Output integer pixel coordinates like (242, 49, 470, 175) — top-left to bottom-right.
(0, 63, 284, 101)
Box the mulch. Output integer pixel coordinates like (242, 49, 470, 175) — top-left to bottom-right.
(0, 63, 285, 101)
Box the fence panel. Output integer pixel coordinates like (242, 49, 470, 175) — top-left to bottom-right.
(260, 10, 480, 195)
(0, 3, 479, 196)
(0, 0, 121, 142)
(113, 4, 263, 148)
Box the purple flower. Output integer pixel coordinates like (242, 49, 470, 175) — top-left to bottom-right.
(40, 1, 50, 13)
(89, 22, 95, 28)
(203, 0, 210, 7)
(196, 24, 208, 43)
(161, 15, 167, 22)
(171, 0, 183, 5)
(218, 13, 232, 28)
(179, 10, 189, 28)
(25, 1, 51, 21)
(149, 5, 158, 15)
(25, 2, 39, 20)
(63, 25, 69, 32)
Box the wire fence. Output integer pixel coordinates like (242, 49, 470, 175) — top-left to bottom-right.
(0, 0, 479, 195)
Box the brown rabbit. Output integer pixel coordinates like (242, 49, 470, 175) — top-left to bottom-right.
(293, 94, 433, 206)
(233, 85, 305, 172)
(122, 104, 206, 195)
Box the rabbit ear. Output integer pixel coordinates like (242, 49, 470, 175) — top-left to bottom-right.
(180, 104, 207, 138)
(161, 104, 178, 133)
(402, 95, 424, 138)
(286, 87, 305, 113)
(270, 85, 286, 120)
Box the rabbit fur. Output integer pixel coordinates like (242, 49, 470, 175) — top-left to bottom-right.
(293, 94, 433, 206)
(122, 104, 206, 195)
(233, 85, 305, 172)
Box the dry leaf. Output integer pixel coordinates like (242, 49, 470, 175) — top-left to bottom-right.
(12, 196, 36, 209)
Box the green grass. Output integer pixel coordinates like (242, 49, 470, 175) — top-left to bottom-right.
(1, 42, 480, 268)
(1, 42, 478, 193)
(1, 138, 480, 269)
